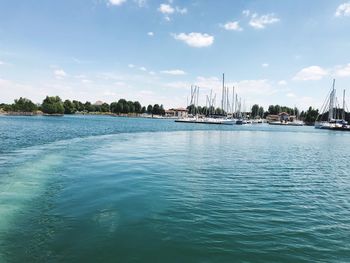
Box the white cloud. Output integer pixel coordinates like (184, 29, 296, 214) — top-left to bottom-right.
(139, 66, 147, 71)
(81, 79, 92, 84)
(222, 21, 243, 31)
(54, 69, 67, 79)
(0, 61, 4, 65)
(172, 32, 214, 48)
(0, 78, 44, 103)
(149, 71, 156, 75)
(108, 0, 127, 6)
(194, 76, 220, 90)
(286, 92, 296, 98)
(165, 81, 189, 89)
(262, 63, 269, 68)
(114, 81, 126, 86)
(278, 80, 287, 85)
(233, 79, 276, 96)
(293, 66, 328, 81)
(242, 10, 250, 17)
(147, 31, 154, 36)
(158, 4, 174, 14)
(161, 69, 187, 75)
(128, 64, 135, 68)
(158, 3, 187, 20)
(335, 2, 350, 17)
(335, 63, 350, 77)
(249, 13, 280, 29)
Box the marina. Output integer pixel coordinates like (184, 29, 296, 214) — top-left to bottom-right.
(315, 79, 350, 131)
(2, 1, 350, 262)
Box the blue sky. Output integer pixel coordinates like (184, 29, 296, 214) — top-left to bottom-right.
(1, 0, 350, 110)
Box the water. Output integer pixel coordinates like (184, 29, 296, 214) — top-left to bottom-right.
(1, 115, 350, 262)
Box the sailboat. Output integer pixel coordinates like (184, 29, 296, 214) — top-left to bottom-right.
(315, 79, 348, 129)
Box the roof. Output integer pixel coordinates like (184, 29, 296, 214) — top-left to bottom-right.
(94, 100, 104, 106)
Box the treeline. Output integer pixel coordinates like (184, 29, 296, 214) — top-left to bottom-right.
(267, 105, 299, 116)
(251, 104, 265, 118)
(187, 105, 226, 116)
(0, 96, 165, 115)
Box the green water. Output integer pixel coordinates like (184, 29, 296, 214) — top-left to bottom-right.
(0, 116, 350, 262)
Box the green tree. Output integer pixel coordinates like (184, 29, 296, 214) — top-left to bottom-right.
(160, 104, 165, 116)
(12, 97, 37, 112)
(258, 106, 264, 118)
(215, 108, 223, 115)
(63, 99, 76, 114)
(304, 106, 319, 124)
(84, 101, 95, 112)
(141, 106, 146, 114)
(123, 103, 130, 113)
(127, 101, 135, 113)
(251, 104, 259, 118)
(152, 104, 160, 115)
(42, 96, 64, 114)
(110, 102, 117, 113)
(147, 105, 153, 114)
(187, 104, 196, 115)
(133, 101, 142, 113)
(73, 100, 84, 112)
(100, 103, 110, 112)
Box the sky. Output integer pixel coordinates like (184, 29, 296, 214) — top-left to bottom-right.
(1, 0, 350, 110)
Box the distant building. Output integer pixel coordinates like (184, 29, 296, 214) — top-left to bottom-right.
(164, 108, 188, 118)
(267, 112, 297, 122)
(94, 100, 104, 106)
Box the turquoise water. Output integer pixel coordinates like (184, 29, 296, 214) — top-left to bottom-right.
(1, 116, 350, 262)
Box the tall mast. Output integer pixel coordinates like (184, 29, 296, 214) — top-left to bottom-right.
(232, 86, 235, 117)
(196, 86, 199, 114)
(343, 89, 346, 120)
(222, 73, 225, 111)
(329, 79, 336, 121)
(226, 87, 229, 115)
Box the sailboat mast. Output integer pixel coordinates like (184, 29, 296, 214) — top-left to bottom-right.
(232, 86, 235, 117)
(343, 89, 346, 120)
(329, 79, 336, 121)
(222, 73, 225, 111)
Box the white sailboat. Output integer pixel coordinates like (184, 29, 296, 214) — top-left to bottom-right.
(315, 79, 348, 129)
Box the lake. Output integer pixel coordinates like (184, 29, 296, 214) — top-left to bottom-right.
(1, 115, 350, 262)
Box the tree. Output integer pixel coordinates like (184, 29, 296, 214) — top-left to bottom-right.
(251, 104, 259, 118)
(84, 101, 95, 112)
(123, 103, 130, 113)
(304, 106, 319, 124)
(258, 107, 264, 118)
(215, 107, 223, 115)
(133, 101, 142, 113)
(63, 99, 76, 114)
(147, 105, 153, 114)
(100, 103, 110, 112)
(293, 107, 300, 117)
(141, 106, 146, 114)
(12, 97, 37, 112)
(73, 100, 84, 112)
(268, 105, 276, 115)
(127, 101, 135, 113)
(110, 102, 123, 114)
(42, 96, 64, 114)
(187, 104, 196, 115)
(152, 104, 160, 115)
(160, 104, 165, 116)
